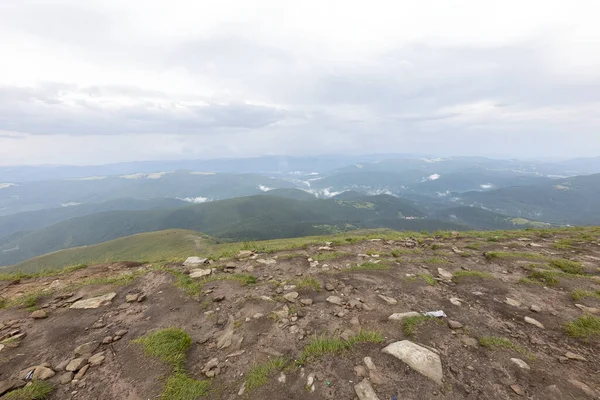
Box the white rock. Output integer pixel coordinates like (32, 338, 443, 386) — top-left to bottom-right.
(256, 259, 277, 265)
(524, 316, 544, 329)
(505, 297, 522, 307)
(388, 312, 421, 321)
(363, 357, 377, 371)
(510, 358, 531, 370)
(449, 297, 462, 306)
(377, 295, 397, 305)
(183, 257, 208, 266)
(189, 268, 212, 278)
(70, 293, 116, 309)
(283, 292, 299, 302)
(354, 379, 381, 400)
(437, 268, 453, 280)
(326, 296, 344, 306)
(381, 340, 443, 385)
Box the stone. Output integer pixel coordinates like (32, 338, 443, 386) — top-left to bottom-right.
(256, 258, 276, 265)
(91, 321, 106, 329)
(283, 292, 299, 302)
(66, 358, 87, 372)
(217, 316, 235, 349)
(0, 344, 4, 352)
(184, 257, 208, 266)
(300, 299, 313, 306)
(568, 380, 598, 398)
(449, 297, 462, 306)
(363, 356, 376, 371)
(115, 329, 128, 337)
(451, 247, 464, 254)
(447, 320, 463, 329)
(213, 295, 225, 302)
(437, 268, 453, 280)
(530, 304, 542, 312)
(325, 282, 335, 291)
(236, 250, 254, 259)
(350, 316, 360, 326)
(28, 366, 55, 380)
(377, 295, 397, 305)
(102, 336, 113, 344)
(238, 382, 246, 396)
(575, 304, 600, 314)
(369, 371, 387, 385)
(505, 297, 521, 307)
(137, 294, 147, 302)
(252, 313, 264, 319)
(326, 296, 344, 306)
(74, 364, 89, 380)
(125, 294, 139, 302)
(354, 365, 367, 377)
(70, 293, 116, 309)
(510, 384, 524, 396)
(510, 358, 530, 370)
(341, 329, 355, 341)
(277, 372, 286, 383)
(189, 268, 212, 278)
(283, 285, 296, 291)
(381, 340, 443, 385)
(88, 352, 105, 366)
(31, 310, 48, 319)
(202, 358, 220, 377)
(524, 316, 544, 329)
(388, 312, 420, 322)
(354, 379, 381, 400)
(348, 299, 363, 309)
(59, 372, 74, 384)
(0, 380, 26, 396)
(565, 351, 587, 361)
(74, 342, 99, 356)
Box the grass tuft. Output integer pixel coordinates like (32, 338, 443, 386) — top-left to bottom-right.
(2, 381, 54, 400)
(550, 259, 584, 275)
(479, 336, 533, 359)
(452, 270, 493, 281)
(417, 273, 437, 286)
(162, 372, 210, 400)
(402, 315, 438, 336)
(423, 257, 448, 264)
(245, 357, 288, 391)
(299, 330, 384, 364)
(526, 270, 560, 286)
(391, 248, 423, 257)
(131, 328, 192, 369)
(465, 242, 483, 250)
(312, 252, 351, 261)
(295, 277, 321, 292)
(484, 251, 548, 261)
(572, 289, 600, 301)
(564, 315, 600, 339)
(346, 261, 391, 272)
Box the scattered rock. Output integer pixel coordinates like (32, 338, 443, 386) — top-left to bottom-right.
(325, 283, 335, 291)
(505, 297, 522, 307)
(530, 304, 542, 313)
(213, 295, 225, 302)
(326, 296, 344, 306)
(381, 340, 443, 385)
(528, 242, 543, 248)
(363, 357, 377, 371)
(377, 295, 397, 305)
(449, 297, 462, 306)
(354, 365, 367, 377)
(568, 380, 598, 398)
(283, 292, 299, 302)
(137, 294, 147, 302)
(300, 299, 313, 306)
(59, 372, 74, 384)
(31, 310, 48, 319)
(238, 382, 246, 396)
(341, 329, 355, 341)
(236, 250, 254, 259)
(74, 342, 99, 356)
(388, 312, 420, 322)
(510, 358, 530, 370)
(256, 258, 276, 265)
(252, 313, 264, 319)
(369, 371, 387, 385)
(437, 268, 453, 281)
(184, 257, 209, 266)
(189, 269, 212, 278)
(575, 304, 599, 314)
(19, 366, 55, 381)
(66, 358, 87, 372)
(115, 329, 128, 337)
(70, 293, 117, 309)
(88, 352, 105, 366)
(447, 320, 463, 329)
(125, 294, 139, 302)
(217, 316, 235, 349)
(0, 380, 26, 396)
(510, 384, 524, 396)
(565, 351, 587, 362)
(452, 247, 464, 254)
(354, 379, 381, 400)
(202, 358, 220, 377)
(55, 359, 70, 371)
(102, 336, 113, 344)
(524, 316, 544, 329)
(350, 316, 360, 326)
(74, 364, 89, 380)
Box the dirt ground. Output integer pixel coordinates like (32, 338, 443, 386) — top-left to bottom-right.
(1, 230, 599, 399)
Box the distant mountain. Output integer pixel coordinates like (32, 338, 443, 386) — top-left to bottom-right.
(459, 173, 600, 225)
(0, 193, 460, 266)
(432, 206, 551, 230)
(261, 188, 317, 201)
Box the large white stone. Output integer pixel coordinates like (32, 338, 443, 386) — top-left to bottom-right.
(70, 293, 116, 309)
(183, 257, 208, 266)
(354, 379, 381, 400)
(381, 340, 443, 385)
(189, 268, 212, 278)
(388, 312, 421, 321)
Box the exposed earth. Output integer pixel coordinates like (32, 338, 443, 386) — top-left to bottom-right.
(1, 228, 599, 399)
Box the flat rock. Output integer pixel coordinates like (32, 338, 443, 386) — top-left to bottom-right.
(283, 292, 299, 302)
(125, 294, 139, 302)
(74, 342, 99, 356)
(437, 268, 453, 280)
(363, 356, 377, 371)
(377, 295, 397, 305)
(530, 304, 542, 312)
(189, 268, 212, 278)
(447, 320, 463, 329)
(0, 380, 26, 396)
(59, 372, 74, 384)
(568, 380, 598, 398)
(565, 351, 587, 361)
(325, 283, 335, 291)
(70, 293, 116, 309)
(354, 365, 367, 377)
(575, 304, 599, 314)
(66, 358, 87, 372)
(74, 364, 89, 380)
(31, 310, 48, 319)
(19, 366, 55, 381)
(102, 336, 113, 344)
(256, 258, 276, 265)
(236, 250, 254, 259)
(217, 316, 235, 349)
(505, 297, 521, 307)
(88, 352, 105, 366)
(388, 312, 420, 321)
(381, 340, 443, 385)
(326, 296, 344, 306)
(354, 379, 381, 400)
(524, 316, 544, 329)
(184, 257, 208, 266)
(510, 358, 530, 370)
(300, 299, 313, 306)
(511, 384, 525, 396)
(115, 329, 128, 336)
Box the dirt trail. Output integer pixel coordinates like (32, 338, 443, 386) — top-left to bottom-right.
(1, 230, 599, 399)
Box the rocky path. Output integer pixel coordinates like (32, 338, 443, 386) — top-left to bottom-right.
(0, 229, 599, 399)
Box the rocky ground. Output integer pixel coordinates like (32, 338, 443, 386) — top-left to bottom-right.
(0, 229, 599, 399)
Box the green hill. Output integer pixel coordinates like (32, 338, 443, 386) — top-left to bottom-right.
(433, 206, 551, 230)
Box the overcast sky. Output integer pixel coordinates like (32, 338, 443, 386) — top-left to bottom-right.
(1, 0, 599, 165)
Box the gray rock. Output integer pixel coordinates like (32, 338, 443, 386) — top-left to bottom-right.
(325, 282, 335, 291)
(354, 365, 367, 377)
(350, 316, 360, 326)
(575, 304, 600, 314)
(18, 366, 55, 381)
(88, 352, 105, 366)
(530, 304, 542, 312)
(283, 292, 299, 302)
(388, 312, 420, 322)
(510, 384, 524, 396)
(74, 364, 89, 380)
(66, 358, 87, 372)
(0, 380, 26, 396)
(300, 299, 313, 306)
(369, 371, 387, 385)
(510, 358, 530, 370)
(363, 356, 377, 371)
(55, 359, 70, 371)
(524, 316, 544, 329)
(74, 342, 99, 356)
(340, 329, 355, 341)
(437, 268, 453, 280)
(70, 293, 116, 309)
(115, 329, 128, 336)
(505, 297, 521, 307)
(326, 296, 344, 306)
(125, 294, 139, 302)
(217, 316, 235, 349)
(31, 310, 48, 319)
(447, 320, 463, 329)
(377, 295, 397, 305)
(189, 268, 212, 278)
(184, 257, 208, 266)
(354, 379, 381, 400)
(59, 372, 74, 384)
(568, 380, 598, 398)
(137, 294, 146, 302)
(102, 336, 113, 344)
(565, 351, 587, 361)
(381, 340, 443, 385)
(236, 250, 254, 259)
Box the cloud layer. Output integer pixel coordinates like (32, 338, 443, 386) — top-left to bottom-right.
(1, 0, 599, 164)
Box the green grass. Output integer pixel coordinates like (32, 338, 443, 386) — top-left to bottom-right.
(465, 242, 483, 250)
(452, 270, 493, 281)
(346, 261, 391, 272)
(0, 263, 87, 281)
(1, 336, 21, 347)
(2, 381, 54, 400)
(391, 249, 423, 257)
(417, 273, 437, 286)
(245, 357, 289, 391)
(479, 336, 533, 358)
(484, 251, 548, 261)
(523, 270, 560, 286)
(200, 274, 257, 286)
(402, 315, 440, 336)
(298, 330, 384, 364)
(295, 277, 322, 292)
(131, 328, 192, 369)
(572, 289, 600, 301)
(422, 257, 448, 264)
(554, 239, 575, 249)
(564, 315, 600, 339)
(550, 259, 584, 275)
(277, 252, 305, 259)
(162, 372, 210, 400)
(311, 252, 351, 261)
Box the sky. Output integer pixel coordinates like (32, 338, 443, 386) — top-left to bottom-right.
(1, 0, 599, 165)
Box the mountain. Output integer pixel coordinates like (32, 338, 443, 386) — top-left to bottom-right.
(432, 206, 551, 230)
(459, 173, 600, 225)
(1, 194, 461, 266)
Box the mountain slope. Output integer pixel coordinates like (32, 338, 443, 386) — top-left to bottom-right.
(432, 206, 551, 230)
